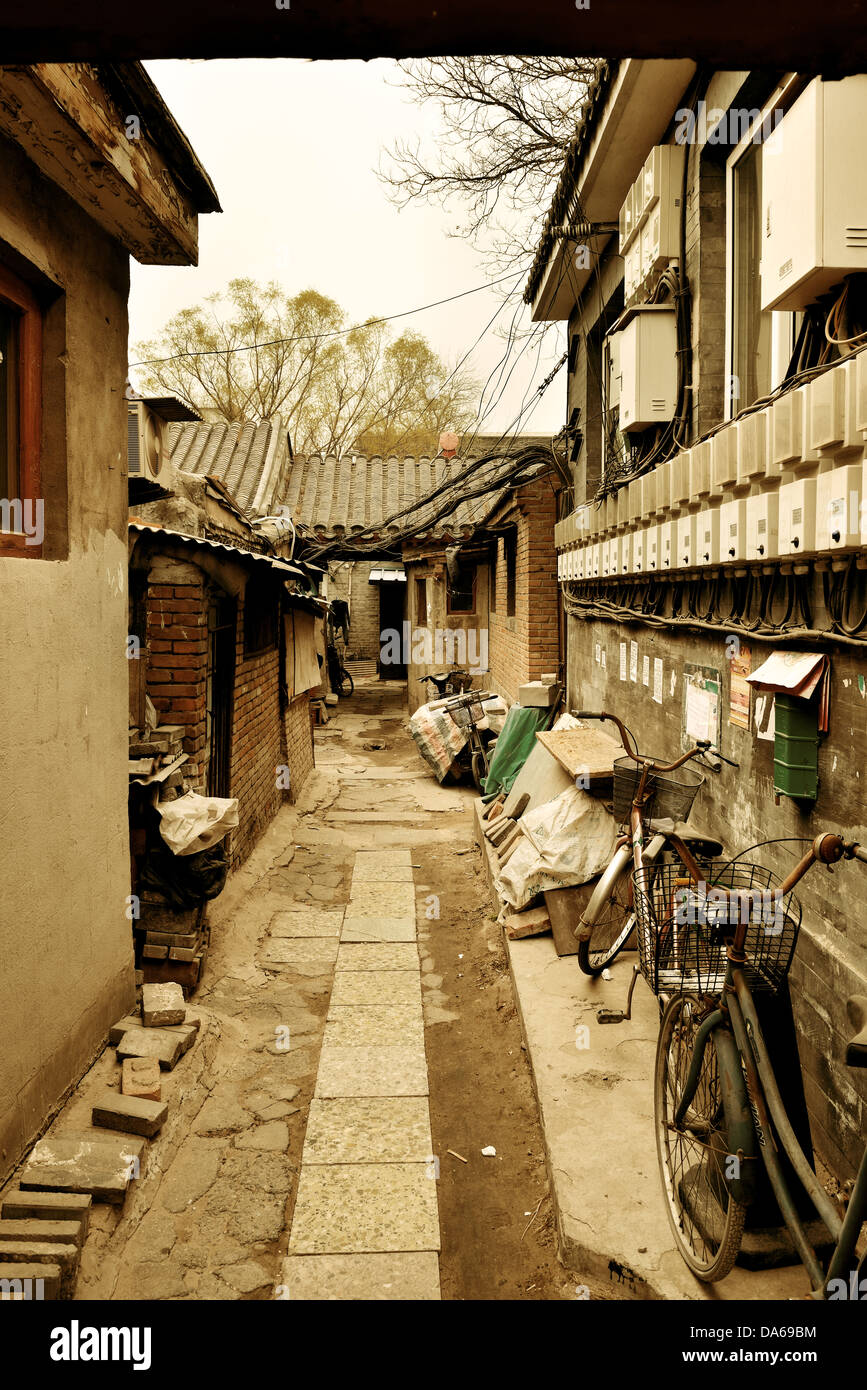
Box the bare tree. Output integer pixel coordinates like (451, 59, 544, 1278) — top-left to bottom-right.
(132, 279, 477, 457)
(381, 56, 598, 268)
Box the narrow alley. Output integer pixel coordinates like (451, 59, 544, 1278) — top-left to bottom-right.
(70, 672, 575, 1301)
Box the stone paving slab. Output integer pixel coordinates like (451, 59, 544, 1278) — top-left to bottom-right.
(288, 1164, 440, 1254)
(260, 939, 339, 974)
(269, 908, 344, 939)
(19, 1133, 146, 1204)
(347, 882, 417, 918)
(324, 1004, 423, 1046)
(340, 916, 417, 943)
(303, 1097, 432, 1164)
(335, 943, 420, 972)
(330, 971, 423, 1008)
(351, 864, 414, 886)
(354, 849, 412, 867)
(315, 1043, 429, 1097)
(280, 1251, 440, 1300)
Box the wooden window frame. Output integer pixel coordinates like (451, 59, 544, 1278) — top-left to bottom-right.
(445, 562, 477, 616)
(0, 262, 42, 559)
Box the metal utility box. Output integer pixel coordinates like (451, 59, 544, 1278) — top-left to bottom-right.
(612, 307, 677, 432)
(773, 694, 820, 801)
(632, 527, 646, 573)
(761, 76, 867, 312)
(711, 429, 737, 496)
(817, 463, 862, 550)
(696, 509, 721, 565)
(689, 441, 712, 501)
(736, 412, 769, 487)
(779, 476, 818, 555)
(676, 513, 696, 568)
(720, 498, 748, 561)
(658, 519, 675, 570)
(747, 492, 780, 560)
(645, 523, 660, 572)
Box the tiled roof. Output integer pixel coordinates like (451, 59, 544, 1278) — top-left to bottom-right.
(283, 440, 554, 547)
(166, 417, 292, 518)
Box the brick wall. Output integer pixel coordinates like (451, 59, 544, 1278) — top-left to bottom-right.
(143, 553, 313, 873)
(328, 560, 381, 659)
(486, 480, 560, 702)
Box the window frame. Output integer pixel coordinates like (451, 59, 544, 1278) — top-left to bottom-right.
(724, 77, 801, 421)
(0, 261, 42, 558)
(504, 529, 518, 618)
(445, 562, 477, 616)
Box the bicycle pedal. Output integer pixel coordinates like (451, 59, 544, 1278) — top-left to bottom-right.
(597, 1008, 628, 1025)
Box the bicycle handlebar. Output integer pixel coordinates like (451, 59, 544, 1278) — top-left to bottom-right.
(572, 710, 738, 774)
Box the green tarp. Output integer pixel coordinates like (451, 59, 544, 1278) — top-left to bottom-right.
(482, 704, 551, 798)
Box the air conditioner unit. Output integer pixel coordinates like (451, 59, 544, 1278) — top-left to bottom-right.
(720, 498, 748, 562)
(817, 463, 862, 550)
(761, 76, 867, 312)
(746, 493, 780, 560)
(127, 401, 166, 483)
(696, 509, 721, 565)
(779, 477, 817, 554)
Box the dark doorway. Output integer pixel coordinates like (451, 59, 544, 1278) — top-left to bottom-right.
(206, 590, 236, 796)
(378, 581, 407, 679)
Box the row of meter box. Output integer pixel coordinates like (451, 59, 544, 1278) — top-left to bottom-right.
(558, 465, 867, 578)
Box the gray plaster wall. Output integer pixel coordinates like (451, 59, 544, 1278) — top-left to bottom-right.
(0, 132, 134, 1183)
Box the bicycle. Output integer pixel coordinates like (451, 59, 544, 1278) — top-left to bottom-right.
(571, 710, 732, 978)
(640, 830, 867, 1289)
(430, 687, 493, 793)
(326, 645, 353, 697)
(420, 668, 480, 701)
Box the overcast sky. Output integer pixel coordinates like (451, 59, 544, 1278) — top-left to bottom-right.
(128, 59, 566, 439)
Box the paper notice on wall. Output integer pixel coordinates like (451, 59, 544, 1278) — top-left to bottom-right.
(601, 648, 607, 669)
(642, 655, 650, 687)
(595, 642, 601, 665)
(755, 692, 775, 742)
(630, 640, 638, 682)
(653, 658, 663, 705)
(685, 672, 720, 744)
(620, 642, 627, 681)
(729, 644, 752, 729)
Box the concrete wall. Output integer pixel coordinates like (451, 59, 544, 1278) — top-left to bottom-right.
(565, 616, 867, 1177)
(0, 132, 134, 1183)
(487, 480, 561, 703)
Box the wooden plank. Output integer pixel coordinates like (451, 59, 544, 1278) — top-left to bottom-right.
(543, 885, 596, 957)
(535, 728, 621, 785)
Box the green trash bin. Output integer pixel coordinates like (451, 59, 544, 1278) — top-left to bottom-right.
(773, 693, 820, 801)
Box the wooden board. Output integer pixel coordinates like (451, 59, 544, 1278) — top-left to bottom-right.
(535, 728, 621, 786)
(543, 884, 596, 957)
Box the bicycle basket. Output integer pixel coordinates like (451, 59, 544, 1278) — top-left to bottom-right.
(612, 757, 704, 824)
(632, 859, 801, 998)
(449, 695, 483, 729)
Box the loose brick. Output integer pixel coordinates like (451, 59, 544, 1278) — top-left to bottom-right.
(0, 1262, 62, 1300)
(91, 1092, 168, 1138)
(141, 982, 186, 1027)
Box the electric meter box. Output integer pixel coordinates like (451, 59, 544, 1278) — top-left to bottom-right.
(641, 470, 656, 516)
(720, 498, 748, 561)
(747, 492, 780, 560)
(574, 547, 585, 581)
(588, 542, 600, 578)
(760, 76, 867, 312)
(619, 183, 636, 253)
(711, 429, 738, 496)
(618, 532, 633, 575)
(632, 527, 646, 573)
(645, 523, 660, 572)
(689, 441, 712, 501)
(653, 462, 671, 515)
(779, 477, 818, 554)
(658, 519, 675, 570)
(610, 308, 677, 432)
(736, 412, 769, 487)
(676, 514, 696, 568)
(672, 448, 692, 508)
(817, 463, 862, 549)
(696, 509, 721, 565)
(557, 552, 564, 581)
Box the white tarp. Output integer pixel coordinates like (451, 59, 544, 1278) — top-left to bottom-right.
(494, 784, 618, 911)
(157, 791, 240, 857)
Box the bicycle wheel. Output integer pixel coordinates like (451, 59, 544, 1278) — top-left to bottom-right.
(339, 667, 354, 696)
(577, 854, 635, 975)
(654, 994, 747, 1281)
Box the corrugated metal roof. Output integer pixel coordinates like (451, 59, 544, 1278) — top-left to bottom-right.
(285, 441, 554, 546)
(166, 417, 292, 518)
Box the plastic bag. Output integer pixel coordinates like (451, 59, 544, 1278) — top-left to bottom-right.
(494, 785, 617, 911)
(157, 791, 239, 857)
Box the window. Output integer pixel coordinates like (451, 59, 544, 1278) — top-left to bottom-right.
(505, 530, 517, 617)
(446, 562, 476, 614)
(243, 573, 278, 655)
(415, 576, 427, 625)
(0, 263, 42, 557)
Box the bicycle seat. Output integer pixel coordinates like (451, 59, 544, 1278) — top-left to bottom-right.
(846, 995, 867, 1068)
(424, 672, 453, 692)
(647, 818, 724, 856)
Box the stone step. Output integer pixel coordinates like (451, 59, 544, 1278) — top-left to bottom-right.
(19, 1132, 147, 1204)
(115, 1029, 182, 1070)
(1, 1190, 92, 1237)
(0, 1261, 62, 1300)
(0, 1218, 84, 1248)
(91, 1091, 167, 1137)
(109, 1014, 198, 1054)
(0, 1240, 78, 1298)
